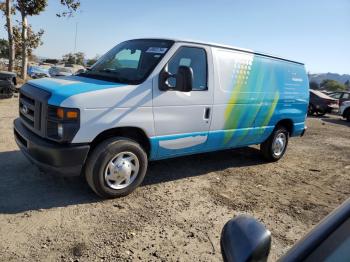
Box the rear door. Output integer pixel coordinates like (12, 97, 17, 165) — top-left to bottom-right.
(152, 43, 214, 159)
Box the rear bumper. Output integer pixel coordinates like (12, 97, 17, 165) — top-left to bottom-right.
(314, 104, 334, 114)
(13, 118, 90, 176)
(326, 106, 336, 113)
(291, 122, 307, 137)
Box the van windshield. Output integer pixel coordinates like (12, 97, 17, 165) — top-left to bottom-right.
(78, 39, 174, 84)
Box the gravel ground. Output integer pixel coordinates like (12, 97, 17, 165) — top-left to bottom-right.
(0, 96, 349, 261)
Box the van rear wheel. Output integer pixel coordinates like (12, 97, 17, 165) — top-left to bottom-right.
(85, 137, 148, 198)
(260, 126, 289, 162)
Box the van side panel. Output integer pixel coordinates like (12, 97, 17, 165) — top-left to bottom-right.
(253, 58, 308, 138)
(207, 47, 308, 150)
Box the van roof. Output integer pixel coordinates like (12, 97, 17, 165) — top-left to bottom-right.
(133, 38, 304, 66)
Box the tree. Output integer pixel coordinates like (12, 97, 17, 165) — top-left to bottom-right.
(62, 53, 75, 64)
(0, 0, 15, 71)
(62, 52, 85, 65)
(56, 0, 80, 17)
(29, 53, 39, 62)
(320, 79, 346, 91)
(75, 52, 84, 65)
(13, 24, 44, 59)
(0, 38, 9, 58)
(1, 0, 80, 78)
(15, 0, 80, 79)
(5, 0, 15, 71)
(87, 55, 100, 67)
(345, 80, 350, 89)
(15, 0, 47, 79)
(309, 81, 319, 90)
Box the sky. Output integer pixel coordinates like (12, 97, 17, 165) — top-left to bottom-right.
(0, 0, 349, 74)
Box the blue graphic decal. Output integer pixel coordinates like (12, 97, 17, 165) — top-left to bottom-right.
(28, 76, 126, 106)
(150, 127, 277, 160)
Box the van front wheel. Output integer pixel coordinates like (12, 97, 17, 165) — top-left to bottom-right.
(260, 126, 289, 162)
(85, 137, 148, 198)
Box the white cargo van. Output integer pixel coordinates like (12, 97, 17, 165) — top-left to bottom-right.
(14, 39, 309, 198)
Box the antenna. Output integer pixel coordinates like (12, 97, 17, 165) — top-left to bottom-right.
(74, 22, 78, 53)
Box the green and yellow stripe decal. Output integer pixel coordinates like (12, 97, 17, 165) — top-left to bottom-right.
(222, 55, 280, 145)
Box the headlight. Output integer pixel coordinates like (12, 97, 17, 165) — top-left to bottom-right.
(47, 106, 80, 142)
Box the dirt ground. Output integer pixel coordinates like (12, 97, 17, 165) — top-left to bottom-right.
(0, 96, 349, 262)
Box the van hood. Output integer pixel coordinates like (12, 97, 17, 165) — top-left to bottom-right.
(28, 76, 126, 106)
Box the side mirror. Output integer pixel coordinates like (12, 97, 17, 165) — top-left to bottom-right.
(175, 66, 193, 92)
(221, 215, 271, 262)
(159, 66, 193, 92)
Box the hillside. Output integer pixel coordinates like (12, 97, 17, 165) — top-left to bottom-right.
(309, 73, 350, 84)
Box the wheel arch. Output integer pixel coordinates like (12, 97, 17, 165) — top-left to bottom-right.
(343, 107, 350, 118)
(276, 119, 294, 136)
(90, 126, 151, 157)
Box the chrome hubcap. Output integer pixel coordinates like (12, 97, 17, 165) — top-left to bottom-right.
(272, 133, 286, 157)
(104, 152, 139, 190)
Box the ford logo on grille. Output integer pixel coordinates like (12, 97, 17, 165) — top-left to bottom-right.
(21, 104, 29, 114)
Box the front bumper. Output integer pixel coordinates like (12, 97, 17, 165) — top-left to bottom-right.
(14, 118, 90, 176)
(328, 105, 339, 113)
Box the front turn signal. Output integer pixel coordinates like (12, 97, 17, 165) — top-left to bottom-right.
(66, 111, 78, 119)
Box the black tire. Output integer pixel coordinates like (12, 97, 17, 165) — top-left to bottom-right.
(260, 126, 289, 162)
(85, 137, 148, 198)
(345, 110, 350, 122)
(343, 108, 350, 122)
(307, 104, 315, 116)
(0, 82, 14, 99)
(315, 109, 326, 116)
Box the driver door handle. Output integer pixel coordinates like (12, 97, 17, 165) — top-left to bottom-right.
(204, 107, 211, 120)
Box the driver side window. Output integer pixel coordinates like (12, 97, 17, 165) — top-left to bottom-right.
(165, 47, 208, 91)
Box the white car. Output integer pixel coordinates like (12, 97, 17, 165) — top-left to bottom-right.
(49, 66, 74, 77)
(340, 100, 350, 122)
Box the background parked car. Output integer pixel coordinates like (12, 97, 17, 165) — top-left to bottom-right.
(63, 63, 85, 73)
(308, 89, 338, 116)
(49, 66, 74, 77)
(340, 100, 350, 122)
(328, 91, 350, 107)
(0, 71, 16, 98)
(49, 64, 85, 77)
(27, 65, 51, 79)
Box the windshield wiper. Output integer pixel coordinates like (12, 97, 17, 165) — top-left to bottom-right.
(99, 68, 119, 74)
(97, 69, 130, 82)
(78, 69, 130, 84)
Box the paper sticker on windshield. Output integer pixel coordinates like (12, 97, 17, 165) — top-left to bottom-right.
(146, 47, 168, 54)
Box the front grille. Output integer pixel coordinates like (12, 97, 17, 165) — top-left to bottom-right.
(19, 92, 42, 131)
(18, 84, 51, 137)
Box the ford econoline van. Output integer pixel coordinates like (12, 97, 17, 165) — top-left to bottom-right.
(14, 38, 309, 198)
